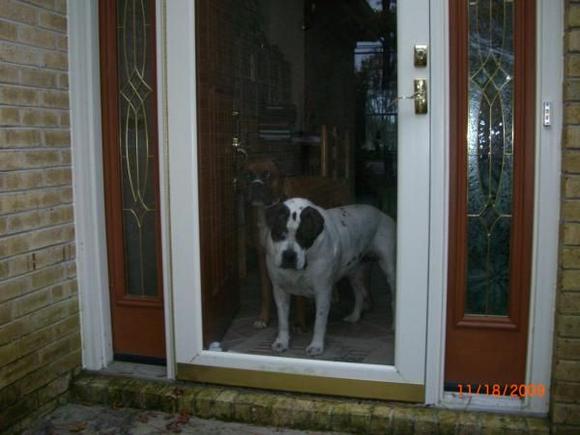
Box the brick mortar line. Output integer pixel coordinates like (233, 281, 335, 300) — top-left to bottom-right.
(0, 202, 74, 220)
(0, 148, 71, 154)
(0, 200, 72, 214)
(0, 164, 72, 174)
(0, 126, 70, 131)
(0, 197, 74, 210)
(0, 102, 70, 111)
(0, 237, 76, 264)
(0, 219, 74, 240)
(0, 183, 72, 196)
(0, 257, 77, 286)
(0, 223, 75, 259)
(0, 300, 79, 339)
(0, 82, 69, 94)
(0, 103, 70, 112)
(0, 59, 68, 74)
(2, 355, 80, 415)
(0, 15, 67, 36)
(0, 36, 68, 55)
(0, 239, 73, 268)
(0, 287, 78, 328)
(0, 80, 69, 92)
(1, 278, 78, 321)
(13, 0, 68, 19)
(0, 123, 70, 129)
(0, 37, 68, 57)
(0, 330, 80, 391)
(0, 146, 71, 151)
(0, 205, 74, 235)
(0, 277, 78, 317)
(558, 380, 580, 386)
(5, 358, 79, 408)
(0, 219, 75, 242)
(0, 181, 72, 195)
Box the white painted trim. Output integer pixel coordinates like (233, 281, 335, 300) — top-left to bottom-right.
(165, 0, 204, 365)
(425, 0, 450, 406)
(68, 0, 114, 370)
(426, 0, 563, 415)
(525, 0, 562, 414)
(156, 0, 177, 380)
(172, 0, 431, 386)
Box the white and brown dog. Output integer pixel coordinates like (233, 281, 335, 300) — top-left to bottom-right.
(265, 198, 396, 356)
(244, 159, 306, 330)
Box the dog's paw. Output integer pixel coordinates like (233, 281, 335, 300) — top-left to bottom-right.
(271, 339, 289, 353)
(253, 319, 268, 329)
(343, 312, 360, 323)
(306, 343, 324, 356)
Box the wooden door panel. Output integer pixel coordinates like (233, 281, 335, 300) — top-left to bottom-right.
(445, 0, 535, 386)
(99, 0, 165, 361)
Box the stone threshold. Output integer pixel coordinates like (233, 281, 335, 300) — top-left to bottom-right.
(71, 372, 549, 434)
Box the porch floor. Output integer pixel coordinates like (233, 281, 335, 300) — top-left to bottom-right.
(220, 265, 394, 365)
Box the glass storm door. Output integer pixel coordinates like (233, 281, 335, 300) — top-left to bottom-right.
(445, 0, 536, 387)
(99, 0, 165, 362)
(188, 0, 430, 398)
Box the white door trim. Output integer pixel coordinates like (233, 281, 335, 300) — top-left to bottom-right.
(69, 0, 113, 370)
(68, 0, 176, 377)
(424, 0, 562, 415)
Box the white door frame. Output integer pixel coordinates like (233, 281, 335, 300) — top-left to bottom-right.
(69, 0, 561, 412)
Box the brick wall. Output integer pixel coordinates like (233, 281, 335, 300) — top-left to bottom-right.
(0, 0, 81, 431)
(552, 1, 580, 433)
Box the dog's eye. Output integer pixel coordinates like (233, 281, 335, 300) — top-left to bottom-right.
(262, 170, 271, 180)
(271, 230, 287, 242)
(245, 171, 254, 180)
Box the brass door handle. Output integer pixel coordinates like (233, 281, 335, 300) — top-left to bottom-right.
(414, 79, 428, 114)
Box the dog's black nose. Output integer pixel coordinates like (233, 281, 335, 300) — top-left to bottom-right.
(281, 249, 297, 269)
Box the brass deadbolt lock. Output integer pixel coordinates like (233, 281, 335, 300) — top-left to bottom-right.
(414, 45, 428, 67)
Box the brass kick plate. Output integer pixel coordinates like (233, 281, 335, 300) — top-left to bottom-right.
(414, 45, 428, 67)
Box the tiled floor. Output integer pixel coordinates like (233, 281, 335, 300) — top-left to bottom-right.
(219, 264, 395, 365)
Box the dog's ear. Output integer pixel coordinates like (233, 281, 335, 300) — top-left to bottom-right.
(296, 206, 324, 249)
(265, 202, 290, 241)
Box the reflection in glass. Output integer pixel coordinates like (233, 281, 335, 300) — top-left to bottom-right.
(197, 0, 398, 365)
(466, 0, 513, 315)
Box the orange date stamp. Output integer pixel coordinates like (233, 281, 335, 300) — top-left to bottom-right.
(457, 383, 546, 398)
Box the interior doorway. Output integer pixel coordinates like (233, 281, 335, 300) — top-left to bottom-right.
(196, 0, 400, 365)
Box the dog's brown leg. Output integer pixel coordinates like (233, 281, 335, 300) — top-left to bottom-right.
(294, 296, 307, 333)
(253, 245, 272, 329)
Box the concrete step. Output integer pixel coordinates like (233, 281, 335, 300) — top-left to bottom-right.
(71, 371, 549, 434)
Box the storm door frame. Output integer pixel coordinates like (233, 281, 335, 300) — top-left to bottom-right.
(169, 0, 430, 402)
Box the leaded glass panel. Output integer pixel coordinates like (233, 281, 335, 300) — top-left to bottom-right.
(465, 0, 514, 315)
(117, 0, 159, 297)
